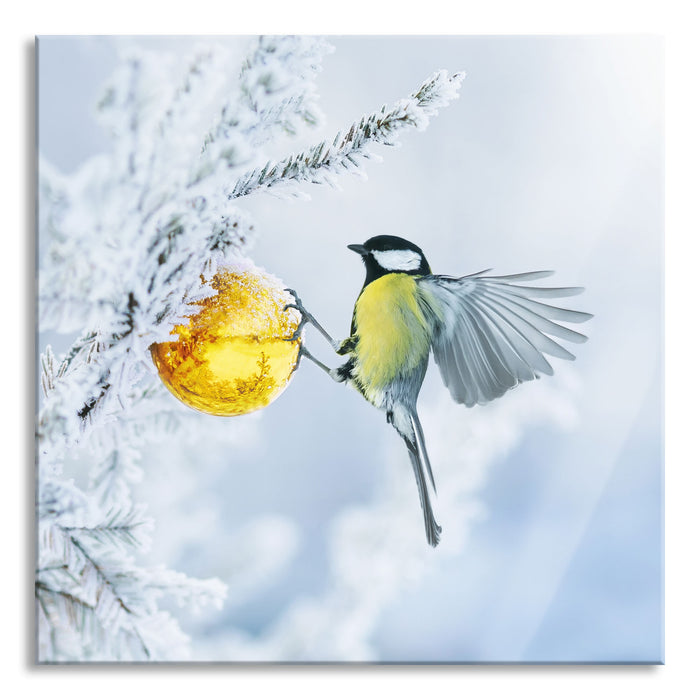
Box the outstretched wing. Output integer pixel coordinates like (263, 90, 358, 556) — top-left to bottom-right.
(418, 271, 592, 407)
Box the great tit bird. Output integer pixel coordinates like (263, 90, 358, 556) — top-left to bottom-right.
(287, 235, 591, 547)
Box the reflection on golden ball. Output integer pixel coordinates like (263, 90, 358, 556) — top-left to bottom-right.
(150, 262, 301, 416)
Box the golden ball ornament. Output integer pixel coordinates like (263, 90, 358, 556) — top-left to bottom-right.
(150, 261, 302, 416)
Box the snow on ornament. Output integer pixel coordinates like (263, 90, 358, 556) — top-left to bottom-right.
(150, 260, 302, 416)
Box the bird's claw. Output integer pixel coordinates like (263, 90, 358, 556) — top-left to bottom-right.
(284, 288, 310, 342)
(285, 323, 306, 342)
(284, 288, 303, 308)
(291, 343, 308, 371)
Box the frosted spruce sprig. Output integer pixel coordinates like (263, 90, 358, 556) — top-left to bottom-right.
(36, 511, 226, 661)
(228, 70, 465, 199)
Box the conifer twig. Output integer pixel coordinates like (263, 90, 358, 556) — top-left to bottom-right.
(229, 70, 465, 199)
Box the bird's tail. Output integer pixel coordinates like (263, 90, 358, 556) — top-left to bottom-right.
(395, 409, 441, 547)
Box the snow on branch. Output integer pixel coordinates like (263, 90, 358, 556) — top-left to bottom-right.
(204, 35, 333, 156)
(229, 70, 466, 199)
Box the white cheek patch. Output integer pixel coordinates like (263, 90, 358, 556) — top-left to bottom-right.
(372, 249, 422, 272)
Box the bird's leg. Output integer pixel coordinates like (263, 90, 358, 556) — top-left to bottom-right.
(293, 345, 343, 383)
(284, 289, 341, 352)
(284, 289, 345, 382)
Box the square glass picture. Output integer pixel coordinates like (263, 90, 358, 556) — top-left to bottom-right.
(36, 35, 663, 663)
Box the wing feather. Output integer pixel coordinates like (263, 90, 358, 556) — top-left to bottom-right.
(465, 306, 530, 386)
(480, 286, 593, 324)
(477, 270, 556, 282)
(456, 308, 514, 394)
(453, 316, 490, 404)
(482, 287, 589, 344)
(491, 284, 586, 299)
(420, 271, 591, 407)
(474, 292, 569, 362)
(460, 300, 535, 384)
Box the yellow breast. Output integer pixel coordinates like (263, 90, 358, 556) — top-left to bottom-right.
(352, 273, 432, 390)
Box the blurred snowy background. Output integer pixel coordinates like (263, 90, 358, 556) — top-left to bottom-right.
(37, 35, 663, 662)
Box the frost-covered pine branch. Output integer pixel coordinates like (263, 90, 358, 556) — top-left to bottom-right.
(229, 70, 465, 199)
(37, 35, 464, 661)
(36, 473, 227, 661)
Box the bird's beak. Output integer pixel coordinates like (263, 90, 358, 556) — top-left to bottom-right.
(347, 244, 368, 255)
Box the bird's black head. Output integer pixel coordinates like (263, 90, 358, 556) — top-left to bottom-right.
(348, 235, 431, 286)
